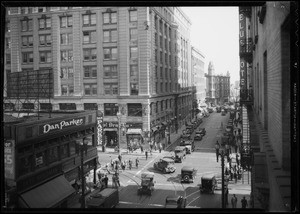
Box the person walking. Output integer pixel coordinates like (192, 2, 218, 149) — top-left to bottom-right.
(225, 143, 230, 157)
(154, 141, 157, 151)
(128, 159, 132, 170)
(159, 143, 162, 153)
(231, 194, 238, 208)
(140, 144, 144, 153)
(103, 174, 108, 188)
(145, 150, 148, 160)
(241, 196, 248, 208)
(215, 141, 220, 162)
(135, 157, 139, 169)
(115, 172, 120, 187)
(236, 153, 240, 166)
(118, 154, 122, 163)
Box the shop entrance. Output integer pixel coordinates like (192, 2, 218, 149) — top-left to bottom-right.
(104, 131, 118, 148)
(127, 134, 143, 150)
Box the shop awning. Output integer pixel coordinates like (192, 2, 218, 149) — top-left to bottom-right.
(126, 128, 142, 135)
(19, 175, 75, 208)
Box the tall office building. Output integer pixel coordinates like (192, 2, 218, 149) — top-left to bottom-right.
(4, 7, 193, 149)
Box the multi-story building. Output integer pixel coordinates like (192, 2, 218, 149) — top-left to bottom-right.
(205, 62, 230, 105)
(4, 6, 194, 150)
(191, 46, 206, 105)
(239, 2, 292, 211)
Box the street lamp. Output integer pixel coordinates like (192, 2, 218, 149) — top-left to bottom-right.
(116, 111, 122, 154)
(77, 137, 87, 208)
(219, 147, 228, 208)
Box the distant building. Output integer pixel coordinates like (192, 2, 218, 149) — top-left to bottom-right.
(205, 62, 230, 105)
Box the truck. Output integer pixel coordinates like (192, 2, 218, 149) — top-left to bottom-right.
(86, 188, 119, 208)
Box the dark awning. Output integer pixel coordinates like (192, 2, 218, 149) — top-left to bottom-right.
(19, 175, 75, 208)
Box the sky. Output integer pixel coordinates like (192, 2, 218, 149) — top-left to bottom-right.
(181, 7, 240, 83)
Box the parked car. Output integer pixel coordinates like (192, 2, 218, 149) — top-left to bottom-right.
(181, 133, 191, 140)
(137, 172, 155, 196)
(153, 157, 176, 173)
(174, 146, 186, 163)
(199, 175, 217, 194)
(179, 140, 195, 154)
(198, 128, 206, 136)
(194, 131, 202, 141)
(181, 166, 197, 183)
(165, 195, 187, 208)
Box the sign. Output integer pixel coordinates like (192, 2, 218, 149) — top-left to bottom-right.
(125, 123, 143, 129)
(39, 117, 85, 134)
(103, 122, 119, 128)
(4, 140, 15, 180)
(96, 110, 103, 146)
(240, 58, 247, 89)
(239, 12, 246, 51)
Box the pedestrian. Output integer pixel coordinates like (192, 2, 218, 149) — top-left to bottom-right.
(154, 142, 157, 151)
(103, 174, 108, 188)
(128, 159, 132, 170)
(118, 154, 122, 162)
(145, 150, 148, 160)
(140, 144, 144, 153)
(215, 141, 220, 162)
(241, 196, 248, 208)
(112, 173, 116, 188)
(231, 194, 238, 208)
(225, 143, 230, 156)
(115, 172, 120, 187)
(228, 155, 232, 170)
(236, 153, 240, 166)
(135, 157, 139, 168)
(230, 168, 233, 181)
(159, 143, 162, 153)
(234, 171, 237, 183)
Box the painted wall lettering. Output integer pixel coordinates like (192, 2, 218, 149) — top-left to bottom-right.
(39, 117, 85, 134)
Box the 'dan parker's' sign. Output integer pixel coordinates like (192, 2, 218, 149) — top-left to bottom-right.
(39, 117, 86, 134)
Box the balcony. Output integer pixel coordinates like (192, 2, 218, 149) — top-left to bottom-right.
(239, 89, 253, 105)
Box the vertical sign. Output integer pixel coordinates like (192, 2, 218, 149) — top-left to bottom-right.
(96, 110, 103, 147)
(4, 140, 15, 180)
(239, 12, 246, 53)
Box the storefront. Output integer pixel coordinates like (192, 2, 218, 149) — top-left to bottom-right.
(126, 123, 143, 149)
(103, 122, 118, 148)
(4, 111, 98, 208)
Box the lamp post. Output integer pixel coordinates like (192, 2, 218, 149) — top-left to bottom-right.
(219, 147, 227, 208)
(116, 111, 122, 154)
(77, 137, 87, 208)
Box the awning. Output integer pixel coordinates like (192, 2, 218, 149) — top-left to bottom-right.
(126, 128, 142, 135)
(19, 175, 75, 208)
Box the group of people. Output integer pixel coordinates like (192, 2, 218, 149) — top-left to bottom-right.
(231, 194, 249, 209)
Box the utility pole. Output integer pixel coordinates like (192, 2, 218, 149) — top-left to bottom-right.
(221, 150, 225, 208)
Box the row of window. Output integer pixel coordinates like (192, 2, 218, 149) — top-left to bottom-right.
(17, 10, 137, 33)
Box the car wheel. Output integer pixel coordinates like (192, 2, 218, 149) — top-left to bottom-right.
(183, 175, 189, 183)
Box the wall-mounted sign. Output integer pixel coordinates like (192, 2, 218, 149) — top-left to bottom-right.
(125, 123, 143, 129)
(39, 117, 85, 134)
(4, 140, 15, 180)
(239, 12, 246, 51)
(96, 111, 103, 146)
(103, 122, 119, 128)
(240, 58, 247, 89)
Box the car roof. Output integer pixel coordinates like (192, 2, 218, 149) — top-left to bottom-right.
(161, 157, 175, 162)
(175, 146, 186, 150)
(202, 174, 216, 179)
(166, 195, 181, 200)
(141, 172, 154, 178)
(181, 166, 195, 171)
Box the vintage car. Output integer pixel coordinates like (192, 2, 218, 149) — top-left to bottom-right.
(179, 140, 195, 154)
(165, 195, 187, 208)
(216, 107, 221, 113)
(199, 174, 217, 194)
(137, 172, 155, 195)
(194, 131, 202, 141)
(221, 109, 226, 116)
(181, 133, 191, 140)
(207, 107, 213, 113)
(153, 157, 176, 173)
(174, 146, 186, 163)
(181, 166, 197, 183)
(198, 128, 206, 136)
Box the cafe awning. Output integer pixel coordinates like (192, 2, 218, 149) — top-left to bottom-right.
(19, 175, 75, 208)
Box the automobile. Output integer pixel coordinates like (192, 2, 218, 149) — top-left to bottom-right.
(86, 188, 119, 208)
(198, 128, 206, 136)
(153, 157, 176, 173)
(221, 109, 226, 116)
(207, 107, 213, 113)
(181, 166, 197, 183)
(216, 107, 221, 113)
(137, 172, 155, 195)
(199, 174, 217, 194)
(181, 133, 191, 140)
(194, 132, 202, 141)
(179, 140, 195, 154)
(174, 146, 186, 163)
(165, 195, 187, 208)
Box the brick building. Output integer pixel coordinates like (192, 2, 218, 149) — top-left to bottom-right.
(239, 2, 292, 211)
(4, 6, 194, 150)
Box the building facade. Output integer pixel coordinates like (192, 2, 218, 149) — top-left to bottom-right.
(205, 62, 231, 105)
(4, 6, 194, 150)
(239, 2, 292, 211)
(191, 46, 206, 105)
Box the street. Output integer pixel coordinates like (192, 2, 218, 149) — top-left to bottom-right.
(91, 111, 250, 209)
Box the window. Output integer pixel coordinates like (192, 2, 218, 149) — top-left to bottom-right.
(38, 17, 51, 30)
(59, 103, 76, 110)
(127, 103, 142, 116)
(103, 47, 117, 60)
(18, 155, 33, 176)
(103, 12, 117, 24)
(104, 103, 118, 116)
(130, 83, 139, 95)
(129, 10, 137, 22)
(60, 16, 73, 28)
(130, 28, 137, 40)
(61, 50, 73, 62)
(84, 103, 98, 110)
(40, 103, 52, 111)
(39, 34, 51, 46)
(130, 65, 138, 81)
(6, 21, 10, 33)
(103, 29, 117, 42)
(22, 52, 33, 63)
(104, 65, 118, 79)
(69, 141, 76, 156)
(61, 33, 72, 45)
(61, 67, 74, 79)
(84, 84, 97, 95)
(40, 51, 52, 63)
(48, 146, 59, 163)
(21, 19, 33, 31)
(83, 31, 97, 44)
(5, 38, 11, 48)
(6, 54, 11, 64)
(60, 143, 69, 159)
(84, 66, 97, 78)
(104, 83, 118, 95)
(83, 13, 96, 26)
(61, 85, 74, 96)
(130, 47, 138, 59)
(26, 127, 33, 138)
(83, 48, 97, 60)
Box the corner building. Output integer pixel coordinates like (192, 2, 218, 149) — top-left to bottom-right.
(4, 7, 193, 150)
